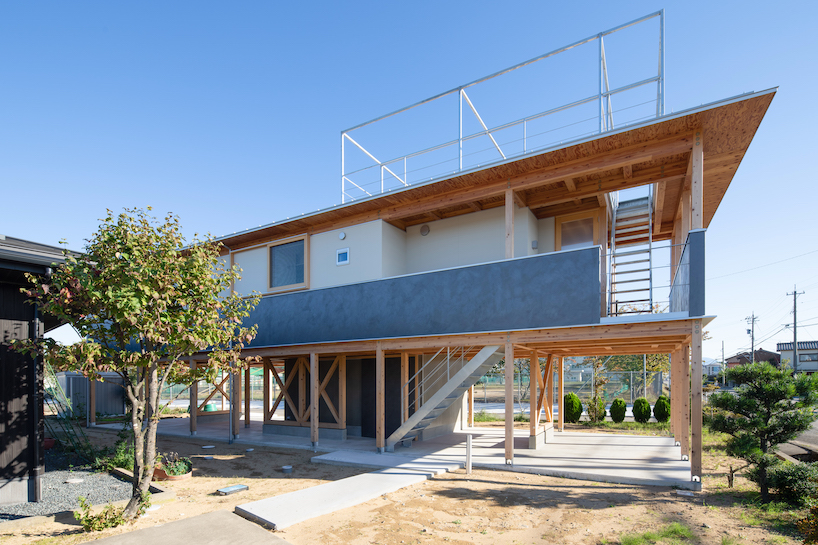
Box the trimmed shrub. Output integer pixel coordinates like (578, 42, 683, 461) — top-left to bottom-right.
(633, 397, 651, 423)
(587, 395, 606, 422)
(610, 398, 627, 423)
(653, 395, 671, 423)
(748, 461, 818, 505)
(564, 392, 583, 423)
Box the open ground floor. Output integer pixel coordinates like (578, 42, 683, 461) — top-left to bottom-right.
(175, 316, 706, 487)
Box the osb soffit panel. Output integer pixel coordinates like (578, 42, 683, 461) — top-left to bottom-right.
(219, 91, 775, 250)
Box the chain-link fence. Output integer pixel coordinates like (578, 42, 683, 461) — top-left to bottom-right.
(473, 370, 667, 407)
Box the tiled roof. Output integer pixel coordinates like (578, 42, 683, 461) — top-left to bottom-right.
(777, 341, 818, 351)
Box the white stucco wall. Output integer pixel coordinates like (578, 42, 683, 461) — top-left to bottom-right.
(381, 221, 407, 278)
(404, 206, 541, 274)
(537, 216, 556, 254)
(310, 220, 384, 289)
(232, 247, 268, 297)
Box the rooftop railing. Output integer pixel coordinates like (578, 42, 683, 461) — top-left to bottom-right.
(341, 11, 665, 203)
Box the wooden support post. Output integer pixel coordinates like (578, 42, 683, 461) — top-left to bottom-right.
(504, 339, 514, 464)
(376, 343, 385, 451)
(680, 190, 691, 245)
(545, 356, 553, 423)
(298, 357, 306, 421)
(558, 356, 564, 431)
(88, 379, 96, 427)
(232, 365, 241, 437)
(401, 351, 409, 424)
(339, 355, 347, 429)
(691, 130, 704, 230)
(310, 352, 319, 445)
(530, 351, 540, 437)
(414, 357, 420, 410)
(245, 365, 251, 428)
(691, 321, 703, 478)
(600, 206, 609, 317)
(505, 188, 515, 259)
(669, 350, 677, 440)
(681, 344, 691, 459)
(189, 360, 198, 435)
(263, 358, 270, 423)
(467, 386, 474, 428)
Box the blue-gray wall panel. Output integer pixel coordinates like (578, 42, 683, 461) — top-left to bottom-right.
(248, 248, 601, 347)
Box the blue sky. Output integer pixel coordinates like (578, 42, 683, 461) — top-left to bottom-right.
(3, 1, 816, 360)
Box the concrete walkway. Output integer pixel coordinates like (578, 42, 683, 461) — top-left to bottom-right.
(86, 510, 293, 544)
(235, 454, 460, 531)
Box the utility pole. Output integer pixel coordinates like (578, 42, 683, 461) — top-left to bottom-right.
(745, 313, 758, 363)
(721, 341, 725, 386)
(787, 286, 805, 373)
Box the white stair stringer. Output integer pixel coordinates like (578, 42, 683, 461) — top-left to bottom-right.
(385, 345, 503, 449)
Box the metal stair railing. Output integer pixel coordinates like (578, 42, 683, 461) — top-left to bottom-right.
(403, 345, 475, 419)
(388, 345, 503, 448)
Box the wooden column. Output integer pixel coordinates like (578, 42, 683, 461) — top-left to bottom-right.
(505, 188, 515, 259)
(401, 352, 409, 424)
(681, 344, 691, 459)
(691, 131, 704, 230)
(680, 190, 691, 245)
(376, 343, 385, 451)
(244, 365, 251, 428)
(691, 320, 704, 478)
(669, 350, 677, 440)
(87, 379, 96, 427)
(467, 386, 474, 428)
(310, 352, 319, 445)
(190, 360, 198, 435)
(504, 339, 514, 463)
(545, 356, 554, 422)
(530, 351, 540, 438)
(232, 366, 241, 437)
(600, 206, 609, 317)
(262, 358, 270, 423)
(339, 355, 347, 429)
(558, 357, 564, 431)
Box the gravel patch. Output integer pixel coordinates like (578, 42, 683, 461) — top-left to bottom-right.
(0, 454, 133, 523)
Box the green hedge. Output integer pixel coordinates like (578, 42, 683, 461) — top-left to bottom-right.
(564, 392, 583, 423)
(653, 395, 671, 423)
(633, 397, 651, 424)
(610, 398, 627, 423)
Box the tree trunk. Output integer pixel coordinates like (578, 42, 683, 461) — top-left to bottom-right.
(122, 364, 160, 520)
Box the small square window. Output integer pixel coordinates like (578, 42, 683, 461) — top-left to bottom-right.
(336, 248, 349, 266)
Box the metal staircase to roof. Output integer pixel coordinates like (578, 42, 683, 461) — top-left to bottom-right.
(609, 189, 654, 316)
(386, 345, 504, 450)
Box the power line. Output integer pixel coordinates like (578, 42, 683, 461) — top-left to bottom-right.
(707, 249, 818, 281)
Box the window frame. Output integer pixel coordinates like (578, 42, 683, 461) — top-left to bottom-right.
(554, 209, 601, 251)
(266, 235, 309, 294)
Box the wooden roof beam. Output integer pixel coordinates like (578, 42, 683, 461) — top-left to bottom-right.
(467, 201, 483, 212)
(526, 163, 687, 210)
(513, 191, 527, 209)
(380, 135, 694, 221)
(623, 164, 633, 179)
(564, 178, 577, 192)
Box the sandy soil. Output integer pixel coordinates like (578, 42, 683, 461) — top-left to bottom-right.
(0, 424, 804, 545)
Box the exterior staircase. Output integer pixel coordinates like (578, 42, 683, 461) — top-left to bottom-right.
(609, 192, 654, 316)
(385, 345, 503, 449)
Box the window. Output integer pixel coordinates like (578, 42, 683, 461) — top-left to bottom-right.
(269, 237, 307, 292)
(555, 210, 600, 251)
(800, 353, 818, 362)
(336, 248, 349, 266)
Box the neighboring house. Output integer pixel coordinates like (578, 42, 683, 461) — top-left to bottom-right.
(180, 21, 775, 486)
(777, 341, 818, 374)
(0, 235, 71, 505)
(725, 348, 781, 368)
(703, 362, 723, 377)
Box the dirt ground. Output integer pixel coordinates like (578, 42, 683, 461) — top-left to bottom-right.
(0, 424, 805, 545)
